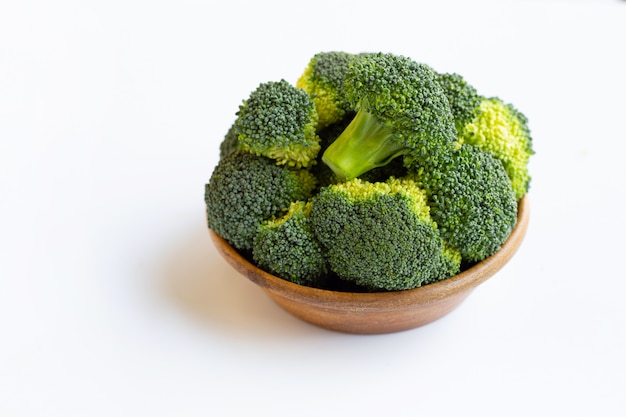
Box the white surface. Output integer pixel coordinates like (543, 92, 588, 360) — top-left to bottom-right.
(2, 1, 625, 416)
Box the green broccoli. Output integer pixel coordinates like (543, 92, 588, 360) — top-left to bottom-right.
(414, 144, 518, 262)
(309, 177, 461, 291)
(234, 79, 321, 168)
(437, 73, 534, 200)
(205, 51, 534, 292)
(459, 98, 534, 200)
(252, 201, 328, 287)
(321, 53, 458, 181)
(205, 151, 317, 251)
(296, 51, 361, 130)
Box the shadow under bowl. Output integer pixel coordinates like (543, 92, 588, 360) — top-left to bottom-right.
(210, 196, 529, 334)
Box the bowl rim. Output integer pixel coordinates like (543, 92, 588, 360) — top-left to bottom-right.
(210, 195, 529, 312)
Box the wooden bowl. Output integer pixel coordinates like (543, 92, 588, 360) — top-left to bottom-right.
(210, 196, 529, 334)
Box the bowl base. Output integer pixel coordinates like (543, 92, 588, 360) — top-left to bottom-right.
(265, 289, 473, 334)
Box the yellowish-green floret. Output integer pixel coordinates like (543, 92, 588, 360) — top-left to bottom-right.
(333, 177, 432, 221)
(459, 97, 534, 200)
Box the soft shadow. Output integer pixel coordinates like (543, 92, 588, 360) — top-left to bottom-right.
(158, 225, 332, 339)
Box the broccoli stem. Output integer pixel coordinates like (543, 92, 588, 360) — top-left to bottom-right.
(322, 108, 407, 181)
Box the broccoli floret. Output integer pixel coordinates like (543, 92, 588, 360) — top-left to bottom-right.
(321, 53, 458, 181)
(414, 144, 518, 262)
(310, 177, 461, 291)
(459, 97, 534, 200)
(296, 51, 361, 130)
(205, 151, 317, 250)
(252, 201, 328, 287)
(234, 79, 321, 168)
(436, 73, 533, 200)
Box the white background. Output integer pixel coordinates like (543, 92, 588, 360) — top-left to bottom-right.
(2, 0, 625, 416)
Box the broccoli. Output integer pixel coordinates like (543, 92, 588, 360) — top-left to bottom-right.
(321, 53, 458, 181)
(234, 79, 321, 168)
(459, 98, 534, 200)
(205, 151, 317, 251)
(252, 201, 328, 287)
(296, 51, 361, 130)
(205, 50, 534, 292)
(437, 73, 534, 200)
(414, 144, 518, 262)
(309, 177, 461, 291)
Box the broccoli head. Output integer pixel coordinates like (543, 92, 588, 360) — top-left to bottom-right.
(205, 151, 317, 250)
(252, 201, 328, 287)
(459, 97, 534, 200)
(234, 79, 321, 168)
(310, 177, 461, 291)
(414, 144, 518, 262)
(321, 53, 458, 181)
